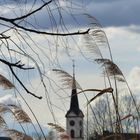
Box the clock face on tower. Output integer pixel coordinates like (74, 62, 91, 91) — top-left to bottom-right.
(70, 120, 75, 126)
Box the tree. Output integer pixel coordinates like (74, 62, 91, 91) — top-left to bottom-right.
(86, 94, 140, 139)
(0, 1, 139, 140)
(0, 0, 94, 139)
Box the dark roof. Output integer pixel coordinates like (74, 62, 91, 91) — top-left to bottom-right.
(65, 77, 84, 117)
(70, 88, 79, 113)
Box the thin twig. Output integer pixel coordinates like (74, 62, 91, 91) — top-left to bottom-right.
(9, 66, 42, 99)
(11, 0, 53, 21)
(0, 58, 42, 99)
(0, 59, 34, 70)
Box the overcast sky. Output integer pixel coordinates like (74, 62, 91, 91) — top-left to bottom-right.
(88, 0, 140, 27)
(1, 0, 140, 28)
(0, 0, 140, 134)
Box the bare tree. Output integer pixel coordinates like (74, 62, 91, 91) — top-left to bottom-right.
(0, 1, 139, 140)
(0, 0, 94, 139)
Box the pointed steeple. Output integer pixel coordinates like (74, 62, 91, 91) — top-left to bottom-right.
(66, 60, 83, 117)
(65, 61, 84, 140)
(69, 60, 80, 115)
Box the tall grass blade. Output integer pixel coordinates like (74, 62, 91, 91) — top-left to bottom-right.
(52, 69, 81, 89)
(5, 129, 33, 140)
(95, 59, 125, 82)
(9, 105, 31, 123)
(87, 88, 113, 105)
(0, 115, 7, 129)
(0, 104, 9, 113)
(0, 74, 15, 89)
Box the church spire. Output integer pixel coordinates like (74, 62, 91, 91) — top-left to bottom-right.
(67, 60, 80, 115)
(65, 61, 84, 140)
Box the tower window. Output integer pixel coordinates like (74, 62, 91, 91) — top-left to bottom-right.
(70, 120, 75, 126)
(80, 129, 82, 137)
(71, 129, 75, 138)
(79, 120, 82, 126)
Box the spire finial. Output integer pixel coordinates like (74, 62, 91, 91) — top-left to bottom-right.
(72, 59, 76, 89)
(72, 59, 75, 78)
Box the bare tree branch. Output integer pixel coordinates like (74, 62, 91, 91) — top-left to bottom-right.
(0, 58, 42, 99)
(0, 59, 34, 70)
(0, 0, 90, 36)
(0, 18, 90, 36)
(9, 66, 42, 99)
(11, 0, 53, 22)
(6, 20, 91, 36)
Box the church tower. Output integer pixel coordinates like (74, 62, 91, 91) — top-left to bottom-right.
(65, 62, 84, 140)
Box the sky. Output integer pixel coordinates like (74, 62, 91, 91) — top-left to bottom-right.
(0, 0, 140, 136)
